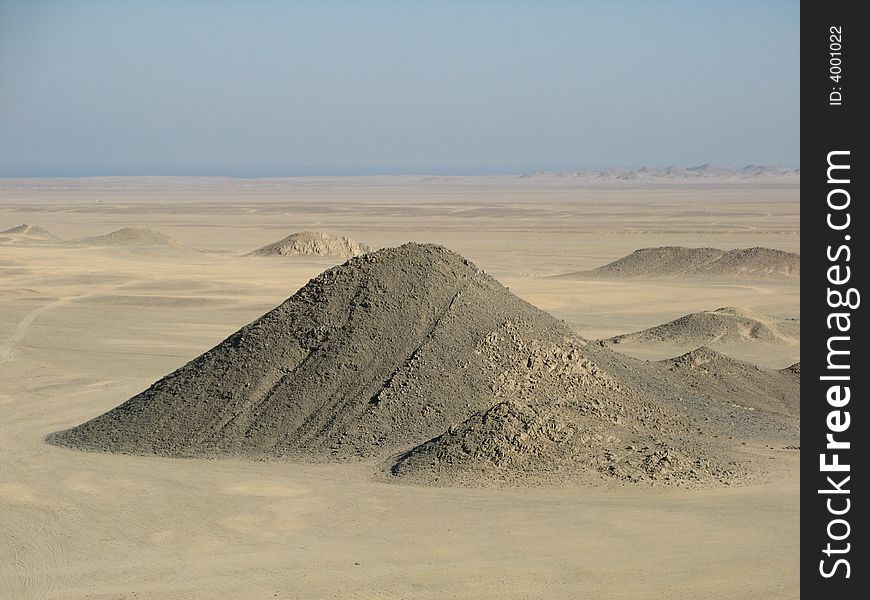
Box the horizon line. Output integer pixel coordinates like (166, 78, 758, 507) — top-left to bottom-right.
(0, 164, 802, 180)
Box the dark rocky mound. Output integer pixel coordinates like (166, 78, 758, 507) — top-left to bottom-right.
(390, 398, 721, 488)
(781, 362, 800, 379)
(248, 231, 372, 258)
(658, 347, 800, 417)
(78, 227, 181, 247)
(50, 244, 566, 461)
(560, 246, 800, 279)
(707, 247, 800, 278)
(1, 224, 61, 241)
(603, 307, 800, 347)
(48, 244, 799, 487)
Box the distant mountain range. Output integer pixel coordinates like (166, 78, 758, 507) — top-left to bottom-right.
(521, 164, 800, 180)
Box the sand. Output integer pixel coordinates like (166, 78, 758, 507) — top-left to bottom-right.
(0, 176, 799, 599)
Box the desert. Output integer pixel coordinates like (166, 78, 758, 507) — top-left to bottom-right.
(0, 175, 799, 599)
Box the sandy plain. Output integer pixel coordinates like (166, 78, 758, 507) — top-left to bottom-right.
(0, 176, 799, 599)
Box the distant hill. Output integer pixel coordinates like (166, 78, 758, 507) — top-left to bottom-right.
(603, 307, 799, 348)
(521, 164, 799, 180)
(247, 231, 372, 258)
(78, 227, 181, 247)
(558, 246, 800, 280)
(1, 224, 61, 241)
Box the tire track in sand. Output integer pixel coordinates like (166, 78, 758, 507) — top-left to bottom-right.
(0, 285, 127, 363)
(0, 283, 125, 598)
(0, 298, 72, 363)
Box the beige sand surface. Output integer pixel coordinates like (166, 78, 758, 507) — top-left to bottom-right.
(0, 176, 799, 599)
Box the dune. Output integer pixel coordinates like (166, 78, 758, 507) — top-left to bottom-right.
(558, 246, 800, 279)
(247, 231, 372, 258)
(48, 244, 797, 488)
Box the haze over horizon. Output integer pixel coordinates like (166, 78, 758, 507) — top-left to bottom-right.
(0, 1, 799, 178)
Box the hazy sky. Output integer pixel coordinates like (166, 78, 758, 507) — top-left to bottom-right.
(0, 1, 799, 177)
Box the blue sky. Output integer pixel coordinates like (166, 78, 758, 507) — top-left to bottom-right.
(0, 1, 799, 176)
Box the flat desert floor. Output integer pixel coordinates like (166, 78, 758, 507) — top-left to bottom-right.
(0, 177, 799, 599)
